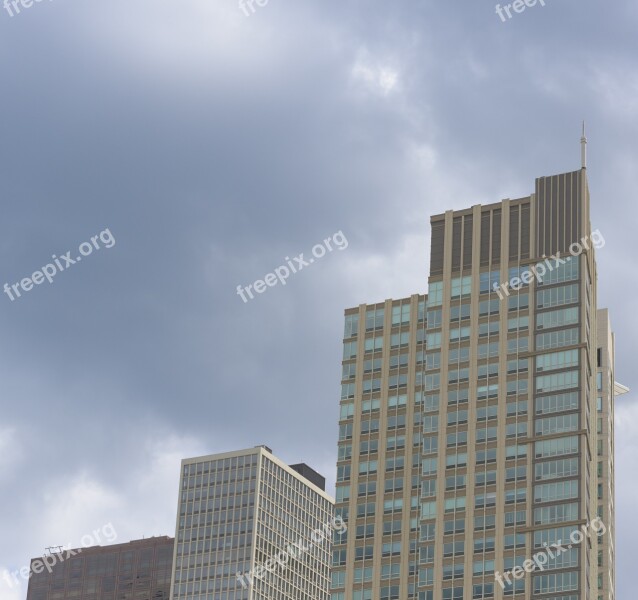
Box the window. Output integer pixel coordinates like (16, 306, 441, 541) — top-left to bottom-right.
(536, 307, 579, 330)
(362, 379, 381, 393)
(536, 371, 579, 393)
(450, 326, 471, 342)
(506, 400, 528, 416)
(423, 416, 439, 433)
(447, 431, 468, 447)
(535, 391, 579, 415)
(340, 402, 354, 419)
(392, 304, 411, 326)
(477, 384, 499, 400)
(426, 332, 442, 349)
(449, 346, 470, 363)
(505, 466, 527, 482)
(427, 282, 443, 307)
(506, 444, 527, 460)
(534, 502, 579, 525)
(474, 537, 495, 552)
(479, 298, 500, 316)
(505, 489, 527, 504)
(474, 514, 496, 531)
(421, 501, 437, 519)
(534, 480, 579, 503)
(476, 405, 498, 421)
(475, 493, 496, 508)
(443, 518, 465, 535)
(508, 293, 529, 311)
(537, 283, 579, 309)
(425, 352, 441, 370)
(343, 341, 358, 359)
(479, 321, 499, 337)
(533, 572, 579, 594)
(446, 475, 466, 491)
(342, 362, 357, 380)
(451, 276, 472, 298)
(366, 308, 384, 331)
(478, 342, 499, 358)
(535, 458, 579, 481)
(446, 452, 468, 469)
(387, 394, 407, 408)
(423, 394, 439, 413)
(534, 526, 579, 548)
(450, 303, 471, 321)
(507, 379, 528, 396)
(447, 410, 468, 426)
(477, 363, 499, 379)
(421, 479, 436, 498)
(448, 389, 469, 405)
(475, 470, 497, 485)
(535, 257, 579, 286)
(536, 349, 579, 372)
(536, 327, 579, 350)
(508, 316, 529, 331)
(504, 509, 527, 526)
(480, 270, 500, 294)
(443, 541, 465, 557)
(422, 458, 437, 476)
(390, 332, 410, 348)
(535, 413, 579, 436)
(476, 448, 497, 465)
(535, 436, 579, 458)
(507, 359, 528, 374)
(448, 368, 469, 384)
(364, 336, 384, 353)
(344, 314, 359, 339)
(389, 354, 408, 370)
(507, 337, 529, 354)
(475, 427, 498, 443)
(444, 497, 466, 513)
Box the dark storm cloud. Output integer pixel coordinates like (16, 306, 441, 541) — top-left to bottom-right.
(0, 0, 636, 597)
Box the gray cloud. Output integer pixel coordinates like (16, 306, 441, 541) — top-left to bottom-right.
(0, 0, 636, 597)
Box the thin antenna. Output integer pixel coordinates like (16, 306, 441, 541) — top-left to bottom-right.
(581, 121, 587, 169)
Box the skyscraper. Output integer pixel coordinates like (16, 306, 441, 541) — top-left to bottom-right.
(25, 536, 174, 600)
(170, 445, 338, 600)
(334, 137, 625, 600)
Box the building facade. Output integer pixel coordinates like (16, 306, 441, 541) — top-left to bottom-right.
(25, 536, 174, 600)
(170, 445, 336, 600)
(334, 148, 623, 600)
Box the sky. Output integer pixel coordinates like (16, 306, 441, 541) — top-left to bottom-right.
(1, 0, 637, 598)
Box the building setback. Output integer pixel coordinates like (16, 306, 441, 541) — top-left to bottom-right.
(333, 140, 625, 600)
(170, 445, 336, 600)
(25, 536, 174, 600)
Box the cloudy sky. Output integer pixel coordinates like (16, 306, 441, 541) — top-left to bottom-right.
(1, 0, 637, 597)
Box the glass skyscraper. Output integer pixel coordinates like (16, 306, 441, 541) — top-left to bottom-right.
(333, 142, 625, 600)
(25, 536, 174, 600)
(170, 445, 336, 600)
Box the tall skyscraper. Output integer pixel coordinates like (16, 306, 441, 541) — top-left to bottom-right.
(170, 445, 337, 600)
(25, 536, 174, 600)
(334, 138, 625, 600)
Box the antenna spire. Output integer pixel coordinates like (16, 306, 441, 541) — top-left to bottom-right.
(581, 121, 587, 169)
